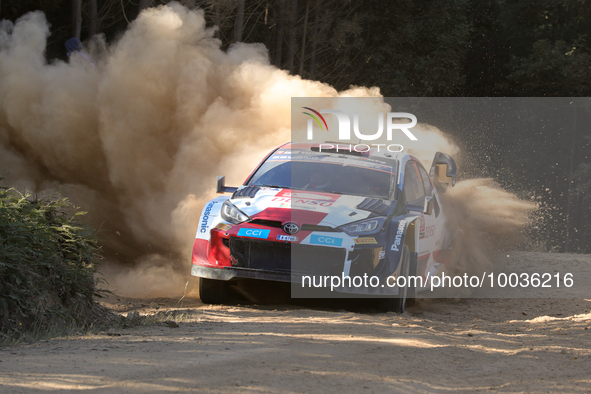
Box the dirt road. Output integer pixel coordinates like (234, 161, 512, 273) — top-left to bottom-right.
(1, 252, 591, 393)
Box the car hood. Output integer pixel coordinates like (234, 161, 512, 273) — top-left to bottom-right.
(230, 187, 389, 228)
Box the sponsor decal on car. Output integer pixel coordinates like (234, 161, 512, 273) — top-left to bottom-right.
(423, 225, 435, 239)
(391, 219, 406, 252)
(237, 228, 270, 239)
(200, 201, 217, 233)
(275, 189, 339, 202)
(418, 215, 435, 239)
(310, 234, 343, 247)
(214, 223, 232, 231)
(277, 235, 298, 242)
(419, 213, 426, 238)
(354, 237, 378, 245)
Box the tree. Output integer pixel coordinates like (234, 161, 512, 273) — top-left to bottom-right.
(298, 0, 310, 75)
(89, 0, 98, 36)
(234, 0, 244, 42)
(274, 0, 286, 66)
(285, 0, 297, 72)
(72, 0, 82, 39)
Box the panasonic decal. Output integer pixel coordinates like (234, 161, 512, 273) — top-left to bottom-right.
(199, 201, 217, 233)
(391, 219, 407, 252)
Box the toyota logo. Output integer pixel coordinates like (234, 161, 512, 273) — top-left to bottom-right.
(283, 222, 300, 235)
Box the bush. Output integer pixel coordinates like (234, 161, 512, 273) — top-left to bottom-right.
(0, 183, 101, 340)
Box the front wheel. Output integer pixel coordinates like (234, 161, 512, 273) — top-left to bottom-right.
(199, 277, 231, 304)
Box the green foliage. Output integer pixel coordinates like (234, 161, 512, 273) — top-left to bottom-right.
(501, 39, 591, 96)
(0, 183, 101, 339)
(341, 0, 472, 96)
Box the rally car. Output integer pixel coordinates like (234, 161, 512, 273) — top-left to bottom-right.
(191, 142, 458, 312)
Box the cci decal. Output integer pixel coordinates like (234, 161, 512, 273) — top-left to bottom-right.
(237, 228, 270, 239)
(310, 234, 343, 247)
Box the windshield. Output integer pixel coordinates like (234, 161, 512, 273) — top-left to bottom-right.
(248, 149, 397, 199)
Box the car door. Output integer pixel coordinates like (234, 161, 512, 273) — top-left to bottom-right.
(403, 160, 442, 280)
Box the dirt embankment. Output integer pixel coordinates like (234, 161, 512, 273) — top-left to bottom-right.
(1, 251, 590, 393)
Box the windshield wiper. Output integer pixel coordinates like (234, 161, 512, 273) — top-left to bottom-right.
(259, 184, 290, 189)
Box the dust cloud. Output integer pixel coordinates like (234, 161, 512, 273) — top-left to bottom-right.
(400, 126, 537, 283)
(441, 178, 537, 279)
(0, 4, 377, 298)
(0, 4, 536, 299)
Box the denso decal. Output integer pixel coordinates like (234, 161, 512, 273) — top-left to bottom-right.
(277, 235, 298, 242)
(272, 197, 291, 202)
(200, 201, 217, 233)
(275, 189, 339, 202)
(391, 219, 406, 251)
(310, 234, 343, 246)
(354, 237, 378, 245)
(293, 199, 333, 207)
(237, 228, 270, 239)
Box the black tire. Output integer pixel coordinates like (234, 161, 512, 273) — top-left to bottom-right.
(199, 277, 231, 304)
(378, 245, 411, 313)
(405, 251, 418, 308)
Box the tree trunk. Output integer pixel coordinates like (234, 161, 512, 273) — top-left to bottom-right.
(298, 0, 310, 76)
(211, 1, 221, 39)
(274, 0, 286, 66)
(286, 0, 298, 72)
(72, 0, 82, 39)
(89, 0, 98, 36)
(308, 0, 320, 79)
(234, 0, 245, 42)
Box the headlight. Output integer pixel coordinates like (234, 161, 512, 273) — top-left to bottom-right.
(220, 200, 251, 224)
(339, 217, 385, 236)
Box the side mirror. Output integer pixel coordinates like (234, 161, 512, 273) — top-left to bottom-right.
(423, 196, 433, 215)
(216, 176, 238, 194)
(429, 152, 457, 193)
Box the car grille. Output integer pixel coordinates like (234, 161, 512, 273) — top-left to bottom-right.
(229, 237, 345, 276)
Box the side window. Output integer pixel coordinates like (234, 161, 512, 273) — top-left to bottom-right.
(403, 162, 426, 202)
(418, 165, 432, 195)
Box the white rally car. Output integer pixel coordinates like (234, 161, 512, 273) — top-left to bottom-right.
(191, 142, 458, 312)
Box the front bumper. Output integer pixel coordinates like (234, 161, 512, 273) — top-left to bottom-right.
(191, 264, 291, 282)
(192, 264, 402, 296)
